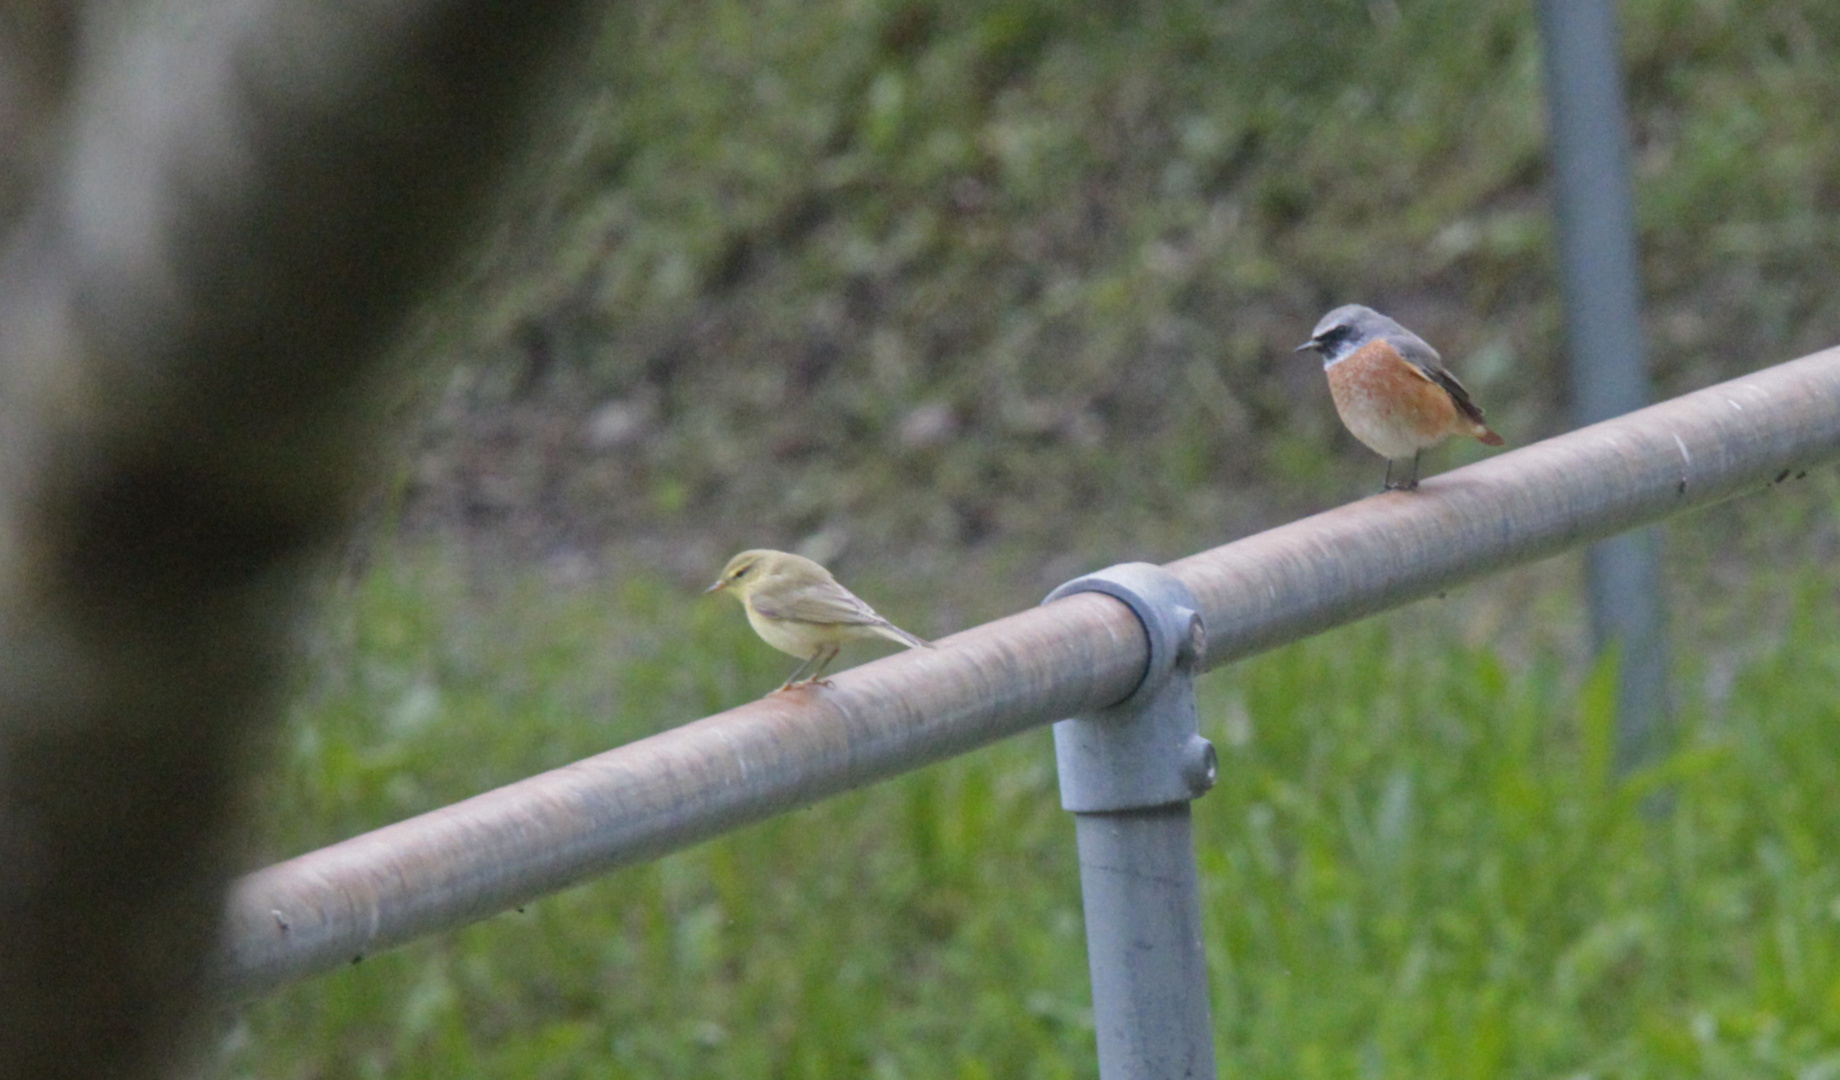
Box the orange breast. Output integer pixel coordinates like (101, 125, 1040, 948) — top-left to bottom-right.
(1324, 341, 1464, 459)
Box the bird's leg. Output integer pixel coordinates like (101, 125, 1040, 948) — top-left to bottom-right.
(806, 644, 841, 687)
(783, 644, 842, 690)
(777, 651, 822, 692)
(1384, 452, 1422, 492)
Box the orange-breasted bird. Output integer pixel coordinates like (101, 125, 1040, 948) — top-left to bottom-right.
(1296, 304, 1504, 491)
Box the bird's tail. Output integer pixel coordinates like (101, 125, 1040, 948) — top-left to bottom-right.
(876, 621, 931, 650)
(1474, 424, 1505, 447)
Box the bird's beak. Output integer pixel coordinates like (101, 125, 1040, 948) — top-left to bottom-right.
(704, 579, 726, 594)
(1294, 340, 1318, 354)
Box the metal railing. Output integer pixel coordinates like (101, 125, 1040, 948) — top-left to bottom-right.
(220, 346, 1840, 1069)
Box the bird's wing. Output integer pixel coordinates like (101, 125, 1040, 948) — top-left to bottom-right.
(753, 584, 890, 628)
(1396, 337, 1490, 427)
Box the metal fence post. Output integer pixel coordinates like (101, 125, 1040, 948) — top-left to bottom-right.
(1045, 564, 1219, 1080)
(1536, 0, 1672, 770)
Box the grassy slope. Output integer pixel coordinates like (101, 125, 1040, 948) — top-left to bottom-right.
(402, 0, 1838, 575)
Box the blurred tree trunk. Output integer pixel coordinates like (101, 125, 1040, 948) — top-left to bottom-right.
(0, 3, 598, 1077)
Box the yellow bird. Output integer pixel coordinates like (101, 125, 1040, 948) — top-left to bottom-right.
(706, 549, 931, 691)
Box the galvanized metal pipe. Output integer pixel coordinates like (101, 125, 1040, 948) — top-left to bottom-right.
(1048, 564, 1218, 1079)
(220, 347, 1840, 998)
(222, 593, 1151, 997)
(1537, 0, 1671, 767)
(1539, 0, 1651, 427)
(1073, 808, 1215, 1080)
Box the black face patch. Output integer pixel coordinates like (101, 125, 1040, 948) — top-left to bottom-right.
(1314, 324, 1359, 354)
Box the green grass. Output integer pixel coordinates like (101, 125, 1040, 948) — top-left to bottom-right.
(222, 548, 1840, 1078)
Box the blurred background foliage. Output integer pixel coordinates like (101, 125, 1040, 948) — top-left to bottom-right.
(234, 0, 1840, 1074)
(392, 0, 1837, 583)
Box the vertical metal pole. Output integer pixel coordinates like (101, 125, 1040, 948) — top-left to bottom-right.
(1045, 564, 1219, 1080)
(1536, 0, 1671, 769)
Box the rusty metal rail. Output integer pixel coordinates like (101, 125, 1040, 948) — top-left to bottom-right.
(219, 345, 1840, 999)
